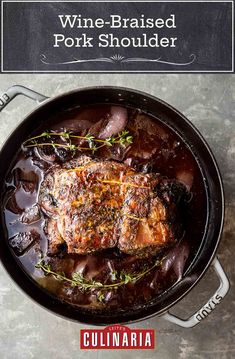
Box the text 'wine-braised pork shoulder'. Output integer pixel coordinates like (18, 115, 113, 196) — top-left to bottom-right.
(39, 156, 186, 256)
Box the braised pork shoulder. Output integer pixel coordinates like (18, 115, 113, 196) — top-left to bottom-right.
(39, 156, 186, 256)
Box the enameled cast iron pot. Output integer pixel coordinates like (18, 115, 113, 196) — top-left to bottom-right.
(0, 85, 230, 327)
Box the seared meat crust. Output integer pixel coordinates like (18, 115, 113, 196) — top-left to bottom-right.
(39, 156, 186, 256)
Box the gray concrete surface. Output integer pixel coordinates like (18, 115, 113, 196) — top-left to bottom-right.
(0, 74, 234, 359)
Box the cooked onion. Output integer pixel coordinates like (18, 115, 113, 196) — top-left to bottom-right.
(161, 241, 189, 280)
(98, 106, 128, 139)
(176, 170, 194, 190)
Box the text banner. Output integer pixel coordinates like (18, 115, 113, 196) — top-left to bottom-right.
(1, 1, 234, 73)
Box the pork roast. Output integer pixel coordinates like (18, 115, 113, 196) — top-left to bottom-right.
(39, 156, 186, 256)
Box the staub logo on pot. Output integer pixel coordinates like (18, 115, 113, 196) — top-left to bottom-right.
(195, 293, 223, 322)
(80, 325, 155, 349)
(0, 93, 10, 108)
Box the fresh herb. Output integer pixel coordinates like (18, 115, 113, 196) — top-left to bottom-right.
(23, 130, 133, 153)
(36, 261, 104, 290)
(118, 130, 133, 146)
(110, 270, 118, 281)
(35, 257, 164, 301)
(105, 136, 116, 147)
(97, 292, 105, 303)
(120, 271, 133, 284)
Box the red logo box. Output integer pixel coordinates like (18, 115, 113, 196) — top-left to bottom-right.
(80, 324, 155, 349)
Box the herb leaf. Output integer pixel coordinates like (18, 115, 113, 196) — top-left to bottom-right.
(23, 130, 133, 153)
(35, 257, 164, 292)
(97, 292, 105, 303)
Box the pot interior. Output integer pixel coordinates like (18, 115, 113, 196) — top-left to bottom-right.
(0, 87, 223, 324)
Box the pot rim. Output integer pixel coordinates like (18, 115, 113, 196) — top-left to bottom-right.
(0, 85, 225, 325)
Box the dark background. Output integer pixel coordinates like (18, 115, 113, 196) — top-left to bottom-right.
(1, 1, 234, 73)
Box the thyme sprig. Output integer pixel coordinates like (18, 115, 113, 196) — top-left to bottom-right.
(23, 130, 133, 153)
(35, 257, 163, 293)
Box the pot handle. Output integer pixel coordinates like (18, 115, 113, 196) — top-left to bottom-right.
(0, 85, 48, 112)
(162, 257, 229, 328)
